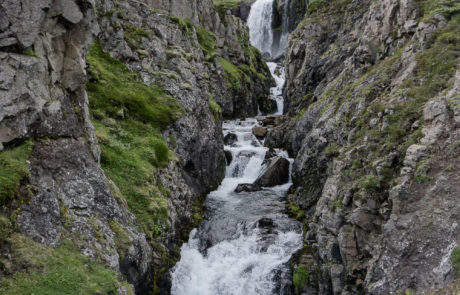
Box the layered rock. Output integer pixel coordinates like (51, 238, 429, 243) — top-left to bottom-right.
(268, 0, 460, 294)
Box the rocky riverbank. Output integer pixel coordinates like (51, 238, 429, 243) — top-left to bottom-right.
(0, 0, 273, 293)
(267, 0, 460, 294)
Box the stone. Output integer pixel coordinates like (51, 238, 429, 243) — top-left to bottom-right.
(252, 126, 268, 138)
(254, 156, 290, 187)
(224, 132, 238, 146)
(224, 150, 233, 165)
(234, 183, 261, 193)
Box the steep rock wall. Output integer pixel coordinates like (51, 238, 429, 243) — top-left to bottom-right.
(0, 0, 272, 294)
(268, 0, 460, 294)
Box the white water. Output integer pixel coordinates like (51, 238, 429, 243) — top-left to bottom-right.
(171, 118, 302, 295)
(267, 62, 285, 115)
(247, 0, 274, 57)
(171, 1, 299, 294)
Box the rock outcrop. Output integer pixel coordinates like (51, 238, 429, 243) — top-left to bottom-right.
(268, 0, 460, 294)
(254, 156, 290, 187)
(0, 0, 272, 293)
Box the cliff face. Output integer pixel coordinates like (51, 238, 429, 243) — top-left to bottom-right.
(268, 0, 460, 294)
(0, 0, 272, 293)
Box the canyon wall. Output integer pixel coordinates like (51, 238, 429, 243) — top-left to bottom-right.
(268, 0, 460, 294)
(0, 0, 272, 293)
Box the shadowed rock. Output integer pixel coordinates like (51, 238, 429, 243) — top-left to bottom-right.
(234, 183, 261, 193)
(254, 156, 290, 187)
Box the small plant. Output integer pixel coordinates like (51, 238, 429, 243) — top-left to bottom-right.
(22, 50, 40, 58)
(361, 175, 380, 193)
(293, 265, 309, 293)
(208, 95, 222, 118)
(451, 246, 460, 276)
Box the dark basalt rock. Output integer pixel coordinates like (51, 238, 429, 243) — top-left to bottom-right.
(224, 133, 238, 146)
(254, 156, 290, 187)
(224, 150, 233, 165)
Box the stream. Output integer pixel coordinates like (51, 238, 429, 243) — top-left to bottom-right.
(170, 0, 302, 294)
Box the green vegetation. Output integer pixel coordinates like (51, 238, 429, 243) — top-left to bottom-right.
(86, 42, 183, 240)
(287, 202, 305, 220)
(87, 42, 182, 129)
(208, 95, 222, 119)
(419, 0, 460, 19)
(0, 234, 124, 295)
(361, 175, 380, 193)
(452, 246, 460, 276)
(293, 265, 309, 293)
(219, 57, 243, 90)
(22, 50, 40, 58)
(213, 0, 253, 26)
(308, 0, 327, 14)
(0, 141, 34, 206)
(123, 24, 149, 49)
(169, 17, 217, 59)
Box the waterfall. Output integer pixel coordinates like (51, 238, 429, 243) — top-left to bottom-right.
(170, 2, 300, 294)
(247, 0, 274, 57)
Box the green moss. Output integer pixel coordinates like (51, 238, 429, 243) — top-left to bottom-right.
(361, 175, 380, 193)
(208, 95, 222, 119)
(0, 141, 34, 206)
(293, 265, 310, 293)
(0, 234, 122, 294)
(308, 0, 327, 14)
(287, 202, 305, 220)
(219, 57, 243, 90)
(451, 246, 460, 277)
(86, 42, 182, 240)
(109, 221, 131, 259)
(86, 42, 183, 129)
(22, 50, 40, 58)
(325, 142, 340, 157)
(123, 24, 149, 49)
(195, 27, 217, 59)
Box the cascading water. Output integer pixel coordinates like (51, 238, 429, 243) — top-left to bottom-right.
(171, 1, 300, 294)
(247, 0, 274, 57)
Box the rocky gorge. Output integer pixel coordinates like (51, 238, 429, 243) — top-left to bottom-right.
(0, 0, 459, 294)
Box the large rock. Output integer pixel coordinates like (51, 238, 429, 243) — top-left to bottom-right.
(234, 183, 261, 193)
(252, 126, 268, 138)
(224, 133, 238, 146)
(254, 156, 290, 187)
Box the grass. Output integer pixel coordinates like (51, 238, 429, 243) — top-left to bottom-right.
(86, 42, 183, 240)
(22, 50, 40, 58)
(0, 234, 124, 295)
(293, 265, 309, 293)
(208, 95, 222, 119)
(219, 57, 243, 90)
(452, 246, 460, 277)
(86, 42, 183, 129)
(0, 141, 34, 206)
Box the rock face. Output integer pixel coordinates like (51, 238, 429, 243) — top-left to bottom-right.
(269, 0, 460, 294)
(254, 156, 290, 187)
(0, 0, 272, 293)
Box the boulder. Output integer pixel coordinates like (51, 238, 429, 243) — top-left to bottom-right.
(252, 126, 267, 138)
(264, 148, 277, 160)
(224, 133, 238, 146)
(256, 114, 286, 126)
(259, 98, 278, 114)
(234, 183, 261, 193)
(224, 150, 233, 165)
(254, 156, 290, 187)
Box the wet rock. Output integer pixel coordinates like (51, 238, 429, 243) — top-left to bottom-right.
(224, 133, 238, 146)
(257, 217, 274, 229)
(254, 156, 290, 187)
(234, 183, 261, 193)
(252, 126, 268, 138)
(257, 114, 286, 126)
(264, 148, 277, 160)
(224, 150, 233, 165)
(259, 98, 278, 114)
